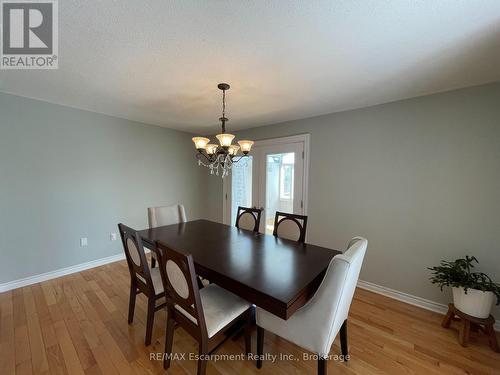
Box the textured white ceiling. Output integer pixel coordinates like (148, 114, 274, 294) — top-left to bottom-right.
(1, 0, 500, 134)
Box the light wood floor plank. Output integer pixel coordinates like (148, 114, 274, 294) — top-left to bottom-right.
(15, 360, 33, 375)
(0, 291, 16, 375)
(1, 258, 498, 374)
(45, 344, 68, 375)
(53, 320, 85, 375)
(26, 312, 49, 374)
(14, 324, 31, 366)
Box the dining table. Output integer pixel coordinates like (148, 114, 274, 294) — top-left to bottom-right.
(137, 219, 341, 320)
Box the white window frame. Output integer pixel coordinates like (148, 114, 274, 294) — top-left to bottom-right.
(279, 161, 294, 201)
(223, 134, 310, 225)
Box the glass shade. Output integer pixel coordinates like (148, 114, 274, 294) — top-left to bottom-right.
(238, 140, 254, 154)
(206, 144, 218, 155)
(216, 133, 235, 147)
(192, 137, 210, 150)
(228, 145, 240, 156)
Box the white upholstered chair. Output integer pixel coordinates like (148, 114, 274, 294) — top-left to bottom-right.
(147, 204, 187, 267)
(255, 237, 368, 375)
(148, 204, 187, 228)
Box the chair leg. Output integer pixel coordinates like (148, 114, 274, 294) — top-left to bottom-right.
(256, 326, 264, 369)
(318, 357, 328, 375)
(244, 311, 252, 356)
(163, 313, 175, 369)
(197, 342, 208, 375)
(127, 283, 136, 324)
(145, 298, 155, 346)
(340, 319, 348, 360)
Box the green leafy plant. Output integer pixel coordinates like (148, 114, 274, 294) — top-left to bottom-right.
(428, 256, 500, 305)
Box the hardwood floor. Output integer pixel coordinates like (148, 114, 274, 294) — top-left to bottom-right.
(0, 259, 498, 375)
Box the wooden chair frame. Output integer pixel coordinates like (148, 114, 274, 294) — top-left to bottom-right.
(118, 223, 166, 346)
(273, 211, 308, 243)
(155, 240, 253, 375)
(235, 206, 263, 232)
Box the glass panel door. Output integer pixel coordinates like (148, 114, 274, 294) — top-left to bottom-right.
(223, 135, 308, 231)
(256, 142, 304, 234)
(229, 156, 253, 226)
(264, 153, 295, 234)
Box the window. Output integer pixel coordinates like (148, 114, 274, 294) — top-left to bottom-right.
(279, 153, 294, 200)
(230, 156, 253, 225)
(280, 164, 293, 199)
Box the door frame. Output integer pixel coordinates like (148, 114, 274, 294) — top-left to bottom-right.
(222, 134, 310, 225)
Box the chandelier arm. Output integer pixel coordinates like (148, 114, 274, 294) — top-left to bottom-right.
(197, 158, 213, 168)
(196, 152, 220, 168)
(196, 152, 212, 163)
(230, 154, 248, 163)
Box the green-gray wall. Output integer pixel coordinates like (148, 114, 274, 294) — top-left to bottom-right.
(2, 83, 499, 319)
(0, 92, 206, 284)
(208, 82, 500, 318)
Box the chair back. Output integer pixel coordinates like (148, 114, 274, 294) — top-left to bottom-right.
(331, 237, 367, 326)
(273, 211, 308, 243)
(148, 204, 187, 228)
(118, 223, 155, 293)
(155, 241, 207, 335)
(235, 206, 263, 232)
(302, 237, 367, 355)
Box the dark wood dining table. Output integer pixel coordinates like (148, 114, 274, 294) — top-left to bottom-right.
(138, 219, 341, 320)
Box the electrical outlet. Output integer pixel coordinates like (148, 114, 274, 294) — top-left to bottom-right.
(110, 233, 117, 241)
(80, 237, 88, 247)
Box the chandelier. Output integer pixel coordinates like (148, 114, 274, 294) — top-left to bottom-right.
(192, 83, 254, 178)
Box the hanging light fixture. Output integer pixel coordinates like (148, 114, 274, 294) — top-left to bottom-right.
(192, 83, 254, 178)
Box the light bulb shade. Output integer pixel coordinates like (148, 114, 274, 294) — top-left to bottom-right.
(238, 140, 254, 154)
(216, 133, 235, 147)
(192, 137, 210, 150)
(228, 145, 240, 156)
(206, 144, 218, 155)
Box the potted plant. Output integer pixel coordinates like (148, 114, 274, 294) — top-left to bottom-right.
(429, 256, 500, 319)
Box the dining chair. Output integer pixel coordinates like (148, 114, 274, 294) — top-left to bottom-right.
(255, 237, 368, 375)
(155, 240, 253, 375)
(273, 211, 308, 243)
(235, 206, 263, 232)
(118, 223, 166, 346)
(147, 204, 187, 268)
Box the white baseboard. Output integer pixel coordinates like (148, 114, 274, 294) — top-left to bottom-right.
(357, 280, 500, 332)
(0, 253, 125, 293)
(357, 280, 449, 314)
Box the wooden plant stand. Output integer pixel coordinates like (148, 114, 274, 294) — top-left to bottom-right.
(442, 303, 499, 352)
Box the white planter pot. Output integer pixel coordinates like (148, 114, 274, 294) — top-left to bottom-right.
(452, 287, 495, 319)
